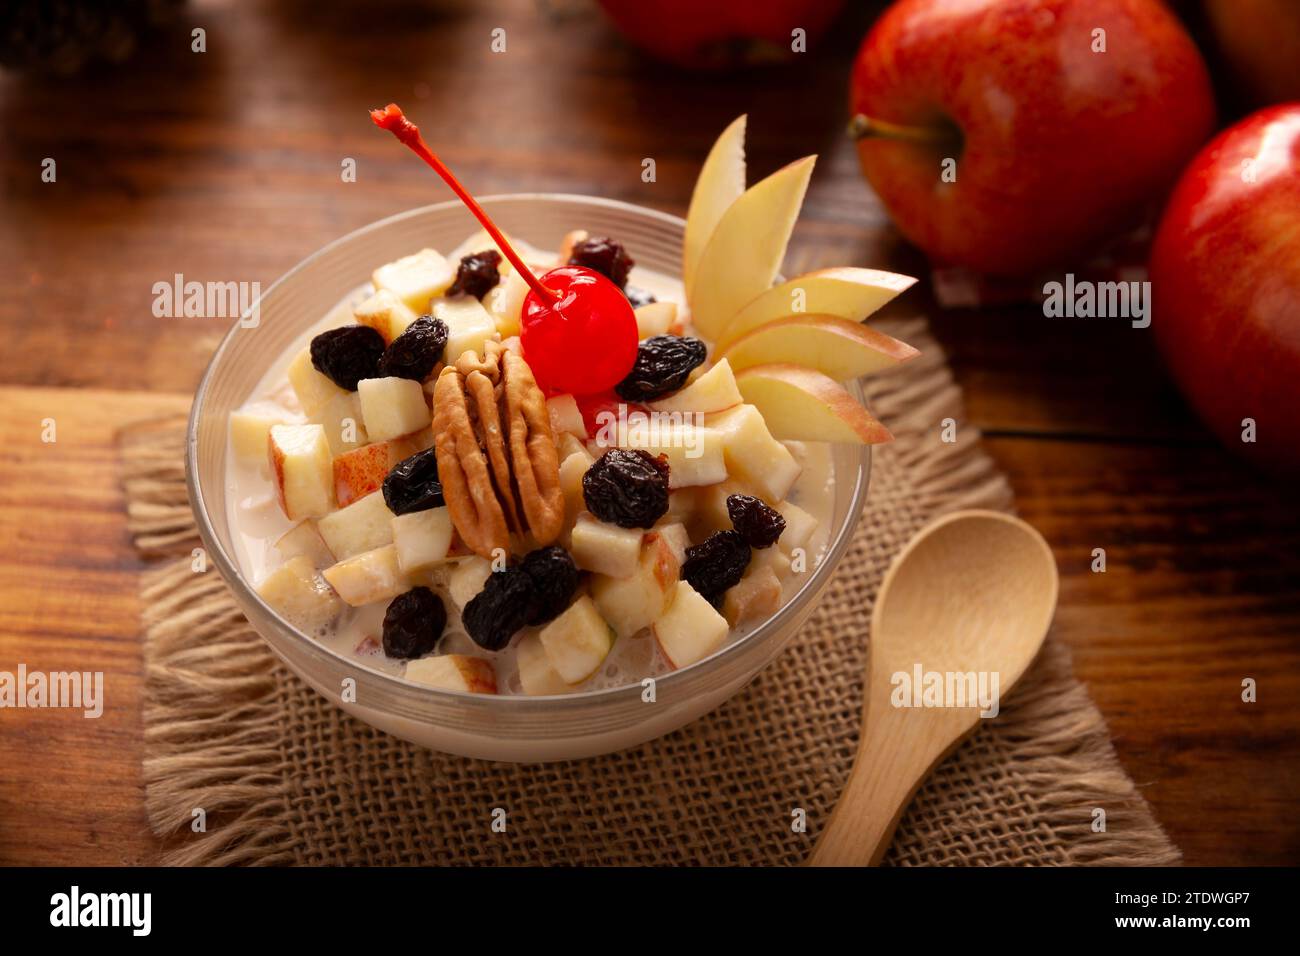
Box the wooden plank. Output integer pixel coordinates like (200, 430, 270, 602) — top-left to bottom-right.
(0, 387, 186, 864)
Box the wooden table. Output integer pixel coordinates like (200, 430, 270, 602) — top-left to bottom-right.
(1, 0, 1296, 866)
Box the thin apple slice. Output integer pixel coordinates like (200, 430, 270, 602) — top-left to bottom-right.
(734, 364, 892, 445)
(717, 315, 918, 380)
(689, 156, 816, 341)
(718, 267, 917, 348)
(683, 114, 747, 294)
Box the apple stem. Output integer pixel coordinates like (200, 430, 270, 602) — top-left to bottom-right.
(370, 103, 559, 301)
(848, 113, 957, 148)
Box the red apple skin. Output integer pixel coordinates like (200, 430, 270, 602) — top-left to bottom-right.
(850, 0, 1215, 275)
(1149, 105, 1300, 476)
(597, 0, 844, 69)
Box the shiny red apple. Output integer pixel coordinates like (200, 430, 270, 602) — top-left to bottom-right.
(597, 0, 844, 69)
(849, 0, 1215, 275)
(1149, 104, 1300, 476)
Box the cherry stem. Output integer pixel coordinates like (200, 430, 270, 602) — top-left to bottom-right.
(370, 103, 559, 301)
(848, 113, 958, 148)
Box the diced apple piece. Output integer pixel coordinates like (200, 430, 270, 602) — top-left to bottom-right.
(405, 655, 498, 694)
(705, 403, 801, 502)
(317, 491, 395, 560)
(357, 376, 429, 441)
(450, 228, 521, 271)
(734, 364, 892, 444)
(752, 544, 793, 580)
(286, 348, 347, 418)
(517, 632, 571, 696)
(556, 431, 587, 461)
(722, 564, 782, 628)
(623, 424, 727, 489)
(717, 315, 919, 380)
(663, 488, 699, 526)
(547, 393, 587, 439)
(558, 449, 594, 519)
(689, 156, 815, 339)
(537, 595, 615, 684)
(372, 248, 453, 313)
(268, 423, 335, 520)
(274, 520, 335, 568)
(485, 267, 529, 338)
(256, 555, 343, 633)
(776, 499, 817, 555)
(353, 289, 420, 344)
(634, 301, 677, 340)
(683, 114, 747, 294)
(322, 544, 409, 607)
(311, 390, 369, 456)
(648, 359, 742, 414)
(556, 229, 588, 265)
(333, 441, 390, 507)
(431, 296, 497, 364)
(230, 402, 292, 465)
(653, 581, 730, 670)
(591, 530, 681, 639)
(718, 267, 918, 348)
(570, 513, 642, 578)
(653, 521, 690, 567)
(448, 556, 493, 610)
(392, 506, 453, 574)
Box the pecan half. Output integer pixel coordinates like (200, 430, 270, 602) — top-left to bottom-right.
(432, 342, 564, 557)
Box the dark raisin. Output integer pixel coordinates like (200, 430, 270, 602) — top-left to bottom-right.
(382, 447, 444, 515)
(310, 325, 385, 391)
(726, 494, 786, 549)
(582, 448, 670, 529)
(520, 545, 581, 626)
(682, 530, 751, 602)
(568, 236, 634, 289)
(382, 587, 447, 659)
(447, 249, 502, 299)
(614, 335, 707, 402)
(625, 285, 657, 309)
(378, 315, 448, 381)
(462, 567, 535, 651)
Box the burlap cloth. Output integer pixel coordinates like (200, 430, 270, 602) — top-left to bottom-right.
(119, 318, 1180, 866)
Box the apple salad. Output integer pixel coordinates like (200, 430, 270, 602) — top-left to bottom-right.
(227, 117, 917, 697)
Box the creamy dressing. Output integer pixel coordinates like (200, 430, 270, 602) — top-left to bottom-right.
(226, 244, 834, 693)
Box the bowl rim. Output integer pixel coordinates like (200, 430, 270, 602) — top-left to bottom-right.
(187, 193, 871, 711)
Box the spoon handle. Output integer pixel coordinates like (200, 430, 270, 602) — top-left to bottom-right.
(807, 707, 972, 867)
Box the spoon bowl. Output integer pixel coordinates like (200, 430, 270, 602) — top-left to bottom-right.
(808, 509, 1058, 866)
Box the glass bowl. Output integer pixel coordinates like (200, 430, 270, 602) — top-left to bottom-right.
(187, 195, 871, 761)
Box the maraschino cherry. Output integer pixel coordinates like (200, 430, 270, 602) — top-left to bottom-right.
(370, 104, 637, 395)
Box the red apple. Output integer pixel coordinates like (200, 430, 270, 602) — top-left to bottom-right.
(1204, 0, 1300, 106)
(596, 0, 844, 69)
(849, 0, 1215, 275)
(1149, 105, 1300, 476)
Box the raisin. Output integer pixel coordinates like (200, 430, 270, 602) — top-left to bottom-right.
(682, 530, 751, 602)
(614, 335, 707, 402)
(310, 325, 385, 391)
(382, 447, 444, 515)
(582, 448, 670, 529)
(378, 315, 447, 381)
(382, 587, 447, 659)
(520, 545, 580, 626)
(447, 249, 502, 299)
(726, 494, 786, 549)
(626, 285, 657, 309)
(568, 236, 634, 289)
(462, 567, 535, 651)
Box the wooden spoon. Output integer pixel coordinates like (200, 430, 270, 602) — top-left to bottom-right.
(807, 509, 1058, 866)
